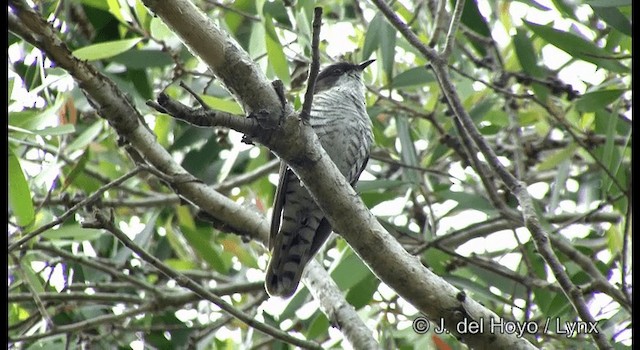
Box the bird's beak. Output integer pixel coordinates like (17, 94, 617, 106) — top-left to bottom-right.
(358, 59, 375, 70)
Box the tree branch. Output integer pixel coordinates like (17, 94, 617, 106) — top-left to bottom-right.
(299, 7, 323, 122)
(441, 0, 465, 58)
(8, 166, 145, 252)
(368, 1, 613, 348)
(8, 4, 378, 347)
(84, 208, 323, 350)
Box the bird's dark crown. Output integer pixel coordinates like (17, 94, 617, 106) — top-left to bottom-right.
(314, 60, 374, 94)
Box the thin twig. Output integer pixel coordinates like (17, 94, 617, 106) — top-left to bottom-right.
(441, 0, 465, 58)
(9, 254, 54, 328)
(431, 59, 613, 350)
(428, 0, 448, 47)
(215, 158, 280, 193)
(9, 136, 151, 197)
(8, 302, 159, 343)
(33, 242, 158, 293)
(369, 2, 615, 347)
(620, 181, 632, 303)
(87, 210, 322, 350)
(299, 7, 323, 122)
(8, 166, 145, 252)
(8, 292, 144, 304)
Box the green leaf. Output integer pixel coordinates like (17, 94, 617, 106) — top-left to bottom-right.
(345, 274, 380, 309)
(165, 217, 191, 262)
(9, 98, 64, 130)
(550, 0, 577, 21)
(150, 17, 175, 41)
(21, 253, 45, 294)
(396, 117, 420, 185)
(263, 1, 291, 28)
(220, 236, 258, 269)
(9, 304, 29, 325)
(73, 38, 143, 61)
(127, 68, 153, 100)
(548, 160, 570, 212)
(163, 258, 197, 271)
(306, 313, 330, 340)
(468, 264, 527, 300)
(264, 15, 290, 86)
(294, 10, 312, 54)
(176, 206, 228, 273)
(596, 109, 621, 194)
(460, 0, 491, 55)
(441, 191, 494, 213)
(13, 60, 42, 92)
(536, 143, 578, 171)
(223, 0, 257, 48)
(362, 13, 383, 60)
(8, 76, 15, 101)
(42, 225, 103, 241)
(379, 16, 396, 80)
(445, 275, 515, 306)
(330, 248, 371, 291)
(199, 95, 244, 115)
(591, 6, 631, 36)
(106, 0, 126, 23)
(8, 124, 76, 136)
(113, 211, 160, 264)
(605, 225, 623, 255)
(111, 50, 173, 69)
(8, 146, 35, 227)
(575, 89, 625, 112)
(280, 287, 310, 320)
(523, 20, 629, 73)
(513, 28, 550, 102)
(134, 0, 151, 31)
(391, 67, 435, 89)
(584, 0, 631, 6)
(357, 179, 408, 192)
(478, 124, 501, 135)
(66, 121, 104, 152)
(61, 149, 90, 191)
(82, 0, 110, 10)
(513, 28, 544, 77)
(37, 124, 77, 136)
(468, 98, 495, 123)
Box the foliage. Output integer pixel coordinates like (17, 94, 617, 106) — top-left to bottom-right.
(8, 0, 631, 349)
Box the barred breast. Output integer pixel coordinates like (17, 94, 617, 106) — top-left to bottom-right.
(311, 86, 373, 184)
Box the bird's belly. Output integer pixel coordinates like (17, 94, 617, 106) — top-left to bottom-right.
(314, 119, 371, 179)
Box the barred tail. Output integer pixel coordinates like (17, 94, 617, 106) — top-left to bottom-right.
(266, 217, 333, 298)
(265, 230, 311, 297)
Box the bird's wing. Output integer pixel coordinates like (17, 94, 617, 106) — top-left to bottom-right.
(269, 160, 289, 251)
(351, 156, 369, 187)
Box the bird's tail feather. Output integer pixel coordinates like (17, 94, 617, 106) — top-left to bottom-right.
(265, 218, 333, 297)
(265, 230, 311, 297)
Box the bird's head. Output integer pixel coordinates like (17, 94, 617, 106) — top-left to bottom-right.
(314, 59, 375, 94)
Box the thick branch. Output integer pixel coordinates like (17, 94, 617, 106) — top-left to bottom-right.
(8, 3, 376, 347)
(141, 0, 288, 118)
(147, 92, 257, 133)
(138, 1, 537, 349)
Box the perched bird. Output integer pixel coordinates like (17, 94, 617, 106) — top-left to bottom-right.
(265, 59, 375, 297)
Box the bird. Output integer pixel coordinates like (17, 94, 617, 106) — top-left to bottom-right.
(265, 59, 375, 297)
